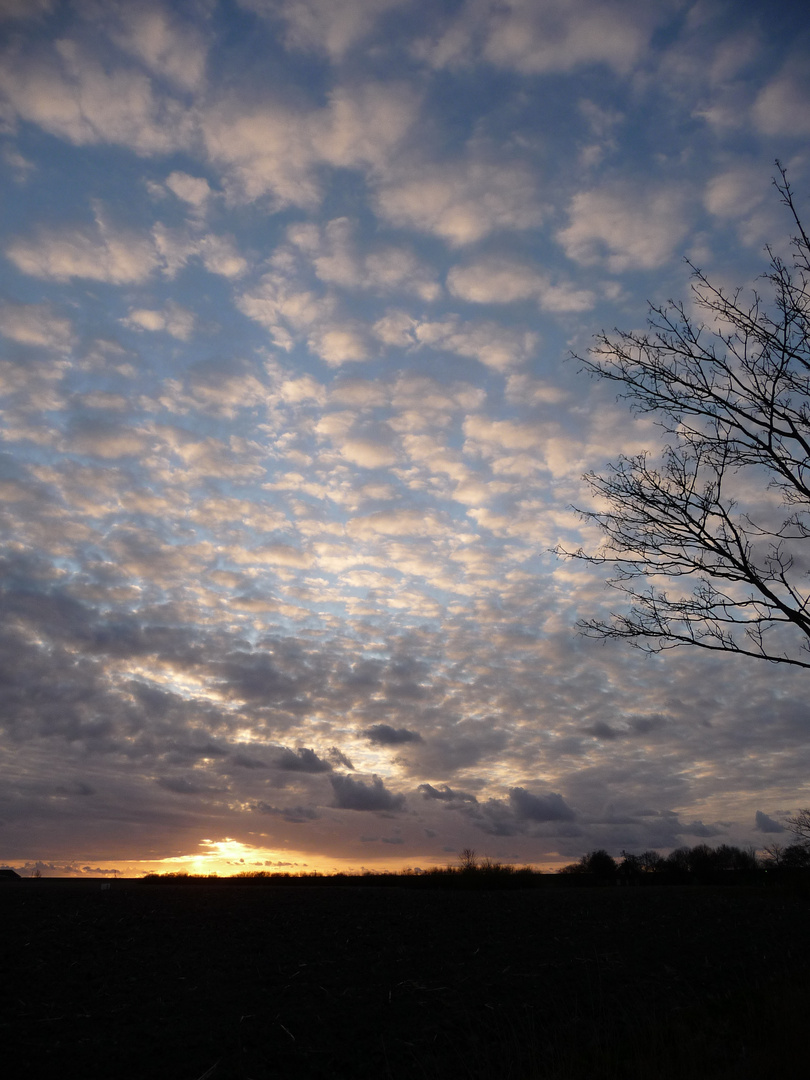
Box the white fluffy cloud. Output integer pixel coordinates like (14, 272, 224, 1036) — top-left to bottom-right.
(6, 212, 161, 283)
(309, 323, 370, 366)
(0, 37, 193, 153)
(418, 0, 661, 76)
(752, 63, 810, 136)
(704, 166, 768, 219)
(375, 159, 541, 246)
(557, 184, 691, 272)
(122, 302, 195, 340)
(290, 217, 440, 300)
(152, 224, 248, 279)
(239, 0, 408, 60)
(165, 171, 212, 208)
(95, 0, 209, 92)
(0, 302, 74, 350)
(412, 317, 536, 371)
(448, 258, 595, 312)
(202, 82, 418, 207)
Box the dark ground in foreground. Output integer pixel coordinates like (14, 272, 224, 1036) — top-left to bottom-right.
(2, 881, 808, 1079)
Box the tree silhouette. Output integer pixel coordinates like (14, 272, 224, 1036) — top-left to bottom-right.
(559, 165, 810, 669)
(763, 841, 810, 869)
(786, 807, 810, 846)
(458, 848, 478, 871)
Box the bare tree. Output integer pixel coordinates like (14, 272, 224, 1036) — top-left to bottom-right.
(558, 165, 810, 669)
(786, 807, 810, 845)
(458, 847, 478, 871)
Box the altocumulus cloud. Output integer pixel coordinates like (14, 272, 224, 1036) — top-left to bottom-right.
(0, 0, 808, 878)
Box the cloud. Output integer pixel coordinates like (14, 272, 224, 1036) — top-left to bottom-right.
(0, 0, 55, 19)
(509, 787, 575, 822)
(7, 212, 161, 283)
(678, 820, 725, 838)
(376, 159, 540, 246)
(231, 753, 268, 769)
(463, 415, 542, 453)
(66, 416, 150, 459)
(0, 37, 193, 153)
(557, 184, 691, 272)
(156, 776, 207, 795)
(468, 787, 576, 836)
(239, 0, 408, 60)
(238, 219, 440, 363)
(362, 723, 423, 745)
(327, 746, 355, 770)
(202, 81, 418, 207)
(504, 374, 567, 407)
(151, 224, 248, 279)
(752, 61, 810, 137)
(254, 801, 319, 823)
(290, 217, 440, 301)
(330, 773, 406, 811)
(482, 0, 658, 75)
(418, 783, 477, 804)
(418, 0, 661, 76)
(447, 257, 595, 312)
(411, 317, 536, 371)
(309, 323, 370, 366)
(165, 171, 213, 208)
(151, 357, 269, 419)
(754, 810, 785, 834)
(122, 301, 195, 340)
(336, 436, 398, 469)
(0, 302, 74, 350)
(2, 144, 36, 180)
(95, 0, 209, 92)
(704, 166, 768, 220)
(583, 721, 621, 741)
(275, 747, 332, 772)
(347, 509, 449, 539)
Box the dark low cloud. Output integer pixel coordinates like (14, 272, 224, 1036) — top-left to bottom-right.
(330, 773, 406, 812)
(231, 753, 268, 769)
(275, 747, 332, 773)
(679, 820, 725, 838)
(155, 776, 207, 795)
(327, 746, 355, 770)
(362, 724, 423, 745)
(584, 721, 621, 740)
(254, 802, 319, 823)
(755, 810, 785, 833)
(55, 782, 96, 796)
(418, 783, 477, 804)
(466, 787, 575, 836)
(509, 788, 575, 823)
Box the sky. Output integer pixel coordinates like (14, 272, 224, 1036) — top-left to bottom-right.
(1, 0, 809, 878)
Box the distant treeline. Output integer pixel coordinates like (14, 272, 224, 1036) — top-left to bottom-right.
(138, 842, 810, 888)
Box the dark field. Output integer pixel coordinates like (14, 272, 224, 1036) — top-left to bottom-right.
(3, 880, 809, 1078)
